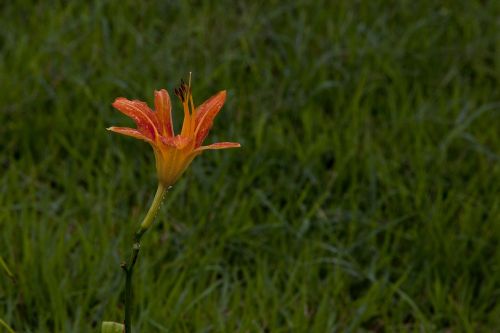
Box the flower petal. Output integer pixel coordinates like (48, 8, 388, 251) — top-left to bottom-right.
(112, 98, 159, 141)
(194, 90, 227, 147)
(107, 126, 154, 144)
(161, 135, 192, 149)
(194, 141, 241, 152)
(154, 89, 174, 137)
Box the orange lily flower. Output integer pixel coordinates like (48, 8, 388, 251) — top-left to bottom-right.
(108, 80, 240, 187)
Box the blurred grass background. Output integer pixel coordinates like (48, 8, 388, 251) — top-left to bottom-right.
(1, 0, 499, 332)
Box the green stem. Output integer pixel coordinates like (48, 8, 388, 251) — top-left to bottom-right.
(121, 183, 167, 333)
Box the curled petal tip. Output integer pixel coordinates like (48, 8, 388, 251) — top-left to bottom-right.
(194, 142, 241, 152)
(107, 126, 154, 143)
(218, 90, 227, 101)
(112, 97, 126, 105)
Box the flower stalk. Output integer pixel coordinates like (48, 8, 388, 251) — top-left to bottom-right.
(106, 77, 240, 332)
(121, 183, 167, 333)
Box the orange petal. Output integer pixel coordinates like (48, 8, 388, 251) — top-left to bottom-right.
(154, 89, 174, 137)
(194, 141, 241, 152)
(107, 126, 154, 144)
(173, 135, 191, 149)
(112, 98, 159, 141)
(161, 135, 192, 149)
(194, 90, 227, 147)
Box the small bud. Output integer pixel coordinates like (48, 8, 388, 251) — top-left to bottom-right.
(102, 321, 124, 333)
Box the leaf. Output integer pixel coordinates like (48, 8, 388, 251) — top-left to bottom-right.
(0, 256, 14, 281)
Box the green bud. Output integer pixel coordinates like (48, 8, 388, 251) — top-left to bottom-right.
(101, 321, 124, 333)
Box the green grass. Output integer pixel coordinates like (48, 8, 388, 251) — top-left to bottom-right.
(1, 1, 500, 332)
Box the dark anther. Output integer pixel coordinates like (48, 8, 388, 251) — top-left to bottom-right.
(175, 79, 190, 103)
(174, 87, 184, 102)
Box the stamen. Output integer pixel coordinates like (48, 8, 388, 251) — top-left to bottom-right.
(174, 77, 192, 103)
(174, 87, 184, 102)
(189, 95, 195, 115)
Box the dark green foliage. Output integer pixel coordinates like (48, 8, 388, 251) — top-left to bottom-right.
(1, 1, 499, 331)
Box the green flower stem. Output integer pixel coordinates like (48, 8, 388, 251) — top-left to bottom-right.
(139, 183, 168, 231)
(121, 183, 167, 333)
